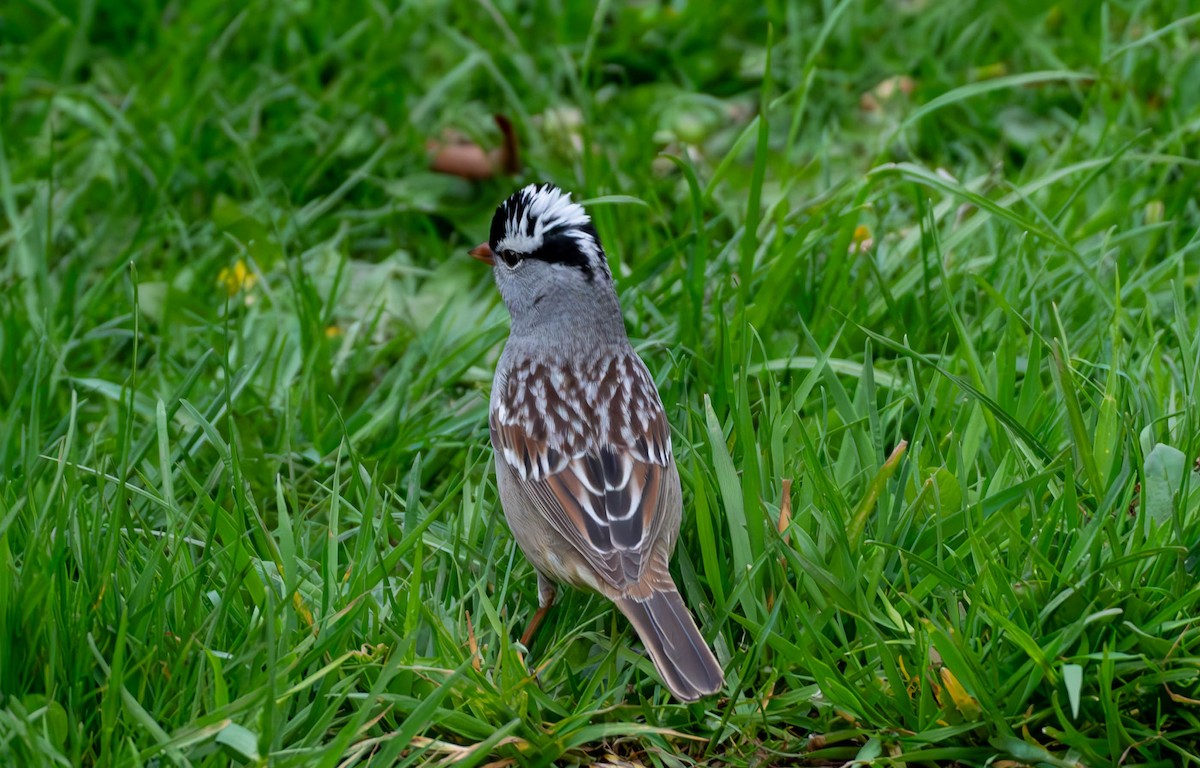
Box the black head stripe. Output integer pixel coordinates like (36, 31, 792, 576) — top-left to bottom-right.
(536, 230, 594, 279)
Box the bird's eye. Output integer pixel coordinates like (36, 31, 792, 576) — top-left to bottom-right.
(499, 249, 522, 268)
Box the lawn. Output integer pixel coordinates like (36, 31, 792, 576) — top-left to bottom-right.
(3, 0, 1200, 765)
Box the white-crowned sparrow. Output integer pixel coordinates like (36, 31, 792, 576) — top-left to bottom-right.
(469, 183, 724, 702)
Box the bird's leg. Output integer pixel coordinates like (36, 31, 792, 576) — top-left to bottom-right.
(520, 575, 557, 648)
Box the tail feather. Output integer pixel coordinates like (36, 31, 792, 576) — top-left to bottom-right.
(614, 589, 723, 701)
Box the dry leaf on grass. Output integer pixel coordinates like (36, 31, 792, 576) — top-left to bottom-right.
(428, 114, 520, 179)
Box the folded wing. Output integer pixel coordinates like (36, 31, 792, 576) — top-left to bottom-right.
(490, 350, 674, 589)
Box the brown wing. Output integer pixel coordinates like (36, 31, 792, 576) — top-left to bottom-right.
(490, 350, 674, 590)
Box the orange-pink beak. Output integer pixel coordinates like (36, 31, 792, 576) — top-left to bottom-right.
(469, 242, 495, 265)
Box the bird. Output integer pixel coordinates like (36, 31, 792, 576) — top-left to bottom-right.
(468, 182, 724, 702)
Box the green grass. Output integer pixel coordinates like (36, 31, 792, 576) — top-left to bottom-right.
(3, 0, 1200, 765)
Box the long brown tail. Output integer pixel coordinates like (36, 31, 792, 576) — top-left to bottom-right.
(614, 589, 724, 701)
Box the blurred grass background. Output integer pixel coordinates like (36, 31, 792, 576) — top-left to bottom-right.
(3, 0, 1200, 765)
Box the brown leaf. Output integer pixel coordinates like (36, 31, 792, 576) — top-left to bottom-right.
(494, 114, 519, 174)
(1166, 683, 1200, 705)
(429, 144, 490, 179)
(778, 478, 793, 541)
(465, 610, 481, 672)
(768, 478, 794, 610)
(429, 114, 520, 179)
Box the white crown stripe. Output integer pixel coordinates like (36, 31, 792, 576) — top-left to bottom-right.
(495, 184, 593, 256)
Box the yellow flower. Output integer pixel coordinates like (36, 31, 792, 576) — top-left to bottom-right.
(850, 224, 874, 254)
(324, 325, 342, 339)
(217, 260, 257, 297)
